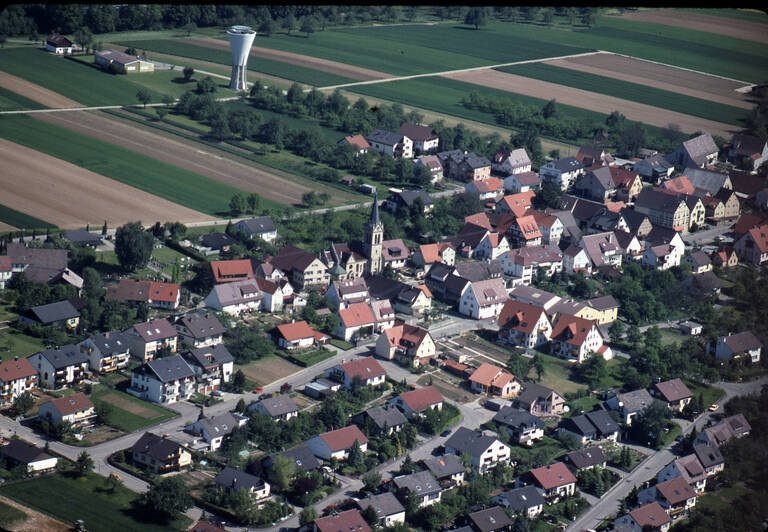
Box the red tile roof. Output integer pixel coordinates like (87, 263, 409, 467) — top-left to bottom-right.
(0, 256, 10, 272)
(468, 362, 515, 388)
(0, 358, 37, 382)
(746, 222, 768, 253)
(653, 378, 692, 403)
(275, 321, 318, 342)
(210, 259, 255, 284)
(319, 425, 369, 452)
(656, 476, 696, 505)
(106, 278, 180, 304)
(339, 302, 376, 329)
(398, 386, 444, 412)
(383, 324, 430, 349)
(530, 462, 576, 490)
(464, 212, 493, 231)
(550, 314, 598, 347)
(314, 509, 371, 532)
(629, 502, 671, 528)
(339, 356, 386, 380)
(472, 177, 504, 194)
(342, 135, 371, 150)
(499, 191, 536, 217)
(498, 300, 548, 334)
(46, 392, 93, 416)
(515, 214, 543, 240)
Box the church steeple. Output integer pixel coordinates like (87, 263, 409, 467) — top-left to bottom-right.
(364, 193, 384, 275)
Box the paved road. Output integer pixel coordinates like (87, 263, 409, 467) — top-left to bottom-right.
(567, 376, 768, 532)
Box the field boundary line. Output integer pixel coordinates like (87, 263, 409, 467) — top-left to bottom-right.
(0, 96, 239, 115)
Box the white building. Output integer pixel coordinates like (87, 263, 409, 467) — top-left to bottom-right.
(128, 355, 196, 404)
(459, 277, 509, 319)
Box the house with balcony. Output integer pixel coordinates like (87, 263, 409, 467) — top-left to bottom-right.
(468, 363, 520, 398)
(131, 432, 192, 474)
(522, 462, 577, 502)
(658, 454, 707, 494)
(0, 357, 38, 403)
(514, 382, 565, 416)
(399, 122, 439, 154)
(614, 502, 672, 532)
(393, 470, 442, 508)
(444, 427, 511, 474)
(539, 157, 585, 190)
(215, 466, 271, 500)
(376, 324, 436, 367)
(651, 378, 693, 412)
(273, 320, 329, 350)
(307, 425, 369, 461)
(492, 406, 545, 446)
(605, 388, 655, 425)
(186, 413, 247, 452)
(491, 485, 545, 519)
(204, 279, 265, 315)
(29, 345, 89, 390)
(234, 216, 278, 242)
(357, 492, 406, 528)
(269, 245, 330, 290)
(667, 133, 718, 168)
(183, 344, 234, 394)
(78, 330, 131, 373)
(175, 312, 226, 348)
(367, 129, 413, 158)
(633, 153, 674, 182)
(709, 331, 762, 363)
(249, 394, 299, 422)
(128, 318, 178, 362)
(326, 356, 386, 390)
(642, 243, 683, 270)
(459, 277, 509, 320)
(128, 355, 196, 404)
(497, 245, 563, 287)
(638, 476, 698, 519)
(37, 392, 96, 429)
(422, 454, 466, 489)
(389, 386, 444, 419)
(549, 314, 606, 364)
(106, 278, 180, 310)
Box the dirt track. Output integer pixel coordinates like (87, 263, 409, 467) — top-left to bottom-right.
(34, 110, 349, 206)
(186, 36, 393, 81)
(0, 71, 81, 108)
(545, 54, 753, 109)
(608, 9, 768, 45)
(0, 138, 210, 229)
(443, 69, 738, 138)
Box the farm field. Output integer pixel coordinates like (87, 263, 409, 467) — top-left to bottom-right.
(90, 387, 177, 432)
(0, 70, 79, 109)
(0, 85, 47, 111)
(442, 69, 737, 138)
(116, 38, 355, 87)
(497, 62, 749, 125)
(0, 494, 69, 532)
(238, 355, 302, 386)
(0, 204, 56, 231)
(0, 134, 211, 229)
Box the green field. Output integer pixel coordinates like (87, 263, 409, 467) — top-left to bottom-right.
(286, 349, 336, 367)
(679, 8, 768, 22)
(90, 388, 177, 432)
(0, 86, 46, 111)
(0, 499, 27, 528)
(497, 63, 749, 126)
(0, 204, 57, 230)
(0, 115, 250, 215)
(0, 471, 190, 532)
(0, 48, 175, 106)
(116, 39, 355, 87)
(0, 330, 48, 360)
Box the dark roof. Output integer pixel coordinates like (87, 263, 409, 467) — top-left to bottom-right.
(185, 344, 234, 369)
(423, 454, 466, 479)
(236, 216, 276, 235)
(215, 466, 266, 492)
(142, 355, 195, 383)
(82, 330, 131, 356)
(693, 443, 724, 468)
(636, 188, 686, 214)
(454, 260, 502, 282)
(200, 232, 237, 250)
(358, 491, 405, 518)
(496, 485, 545, 513)
(46, 34, 72, 47)
(270, 245, 320, 273)
(392, 189, 434, 208)
(566, 446, 607, 469)
(364, 405, 407, 430)
(560, 415, 597, 437)
(585, 410, 620, 437)
(36, 345, 88, 369)
(493, 407, 544, 430)
(516, 382, 559, 407)
(367, 129, 404, 146)
(393, 470, 440, 496)
(29, 300, 80, 324)
(445, 427, 502, 457)
(468, 506, 513, 532)
(271, 445, 322, 473)
(193, 413, 240, 438)
(131, 432, 184, 461)
(398, 122, 438, 142)
(653, 378, 692, 403)
(0, 439, 55, 464)
(253, 394, 298, 417)
(63, 229, 102, 246)
(177, 312, 227, 339)
(550, 157, 583, 172)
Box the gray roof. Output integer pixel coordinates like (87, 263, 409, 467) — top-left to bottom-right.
(585, 295, 618, 311)
(612, 389, 654, 414)
(367, 129, 404, 146)
(550, 157, 583, 172)
(493, 407, 543, 431)
(236, 216, 276, 235)
(200, 232, 237, 250)
(36, 345, 88, 370)
(251, 394, 298, 417)
(63, 229, 102, 246)
(636, 188, 686, 214)
(193, 413, 240, 438)
(393, 470, 441, 496)
(682, 133, 718, 166)
(722, 331, 762, 354)
(454, 260, 502, 282)
(29, 300, 80, 324)
(445, 427, 502, 458)
(82, 330, 131, 356)
(177, 312, 227, 339)
(132, 432, 184, 461)
(468, 506, 513, 532)
(566, 446, 607, 469)
(394, 189, 434, 208)
(215, 466, 266, 492)
(358, 491, 404, 518)
(693, 444, 724, 468)
(516, 382, 559, 407)
(560, 414, 597, 437)
(685, 168, 730, 195)
(185, 344, 234, 370)
(463, 154, 492, 169)
(423, 454, 466, 479)
(271, 445, 322, 473)
(586, 410, 620, 437)
(144, 355, 195, 383)
(495, 485, 545, 513)
(365, 405, 407, 430)
(0, 439, 55, 464)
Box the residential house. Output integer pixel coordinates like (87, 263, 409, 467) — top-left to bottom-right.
(214, 466, 270, 500)
(539, 157, 584, 190)
(128, 355, 196, 404)
(382, 238, 410, 270)
(734, 221, 768, 265)
(128, 318, 178, 362)
(579, 232, 623, 269)
(376, 324, 436, 367)
(412, 243, 456, 268)
(336, 302, 377, 342)
(727, 133, 768, 171)
(389, 386, 444, 419)
(352, 405, 407, 435)
(515, 383, 565, 417)
(273, 321, 328, 350)
(204, 279, 264, 315)
(562, 245, 592, 275)
(692, 443, 725, 477)
(199, 232, 237, 254)
(468, 506, 513, 532)
(466, 177, 505, 202)
(497, 300, 552, 350)
(696, 413, 751, 449)
(106, 278, 180, 309)
(524, 462, 577, 501)
(713, 187, 740, 219)
(491, 485, 545, 519)
(564, 446, 607, 472)
(269, 245, 330, 290)
(473, 233, 509, 261)
(385, 189, 435, 215)
(633, 153, 674, 183)
(710, 331, 762, 363)
(711, 246, 738, 268)
(29, 345, 89, 389)
(644, 227, 686, 261)
(183, 344, 234, 394)
(683, 251, 713, 274)
(364, 275, 432, 316)
(0, 439, 57, 473)
(62, 229, 102, 248)
(529, 210, 564, 246)
(507, 285, 562, 311)
(497, 245, 563, 286)
(263, 445, 322, 475)
(5, 243, 70, 287)
(393, 470, 442, 508)
(77, 330, 131, 373)
(0, 256, 11, 290)
(635, 188, 691, 232)
(492, 148, 531, 176)
(234, 216, 277, 242)
(0, 358, 37, 403)
(438, 150, 492, 181)
(19, 300, 80, 329)
(684, 168, 732, 196)
(576, 146, 615, 168)
(37, 392, 95, 429)
(414, 155, 444, 183)
(444, 427, 511, 473)
(549, 313, 606, 364)
(667, 133, 718, 168)
(209, 259, 254, 284)
(642, 243, 682, 270)
(680, 270, 723, 299)
(367, 129, 413, 158)
(95, 50, 154, 73)
(605, 389, 655, 425)
(131, 432, 192, 473)
(508, 214, 544, 248)
(459, 277, 509, 320)
(558, 410, 619, 444)
(658, 454, 707, 494)
(651, 378, 693, 412)
(492, 407, 545, 446)
(175, 312, 226, 348)
(338, 134, 370, 154)
(495, 191, 536, 217)
(584, 295, 619, 325)
(307, 425, 369, 461)
(614, 502, 672, 532)
(468, 363, 520, 398)
(325, 277, 370, 309)
(638, 476, 697, 519)
(662, 175, 695, 196)
(186, 413, 246, 452)
(312, 510, 371, 532)
(423, 454, 466, 489)
(249, 394, 299, 422)
(503, 171, 541, 194)
(325, 356, 386, 390)
(357, 492, 405, 528)
(46, 33, 72, 54)
(399, 122, 439, 154)
(574, 165, 641, 202)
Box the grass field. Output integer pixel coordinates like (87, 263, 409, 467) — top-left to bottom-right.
(90, 388, 177, 432)
(0, 498, 28, 527)
(0, 471, 190, 532)
(0, 204, 57, 230)
(686, 381, 726, 408)
(0, 115, 250, 216)
(496, 62, 749, 126)
(287, 348, 336, 367)
(116, 39, 355, 87)
(0, 85, 47, 111)
(659, 327, 688, 347)
(0, 47, 173, 106)
(0, 330, 47, 360)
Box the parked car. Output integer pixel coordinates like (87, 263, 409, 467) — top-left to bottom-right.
(709, 403, 719, 411)
(441, 429, 452, 437)
(253, 387, 263, 393)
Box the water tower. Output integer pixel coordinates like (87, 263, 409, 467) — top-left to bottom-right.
(227, 25, 255, 92)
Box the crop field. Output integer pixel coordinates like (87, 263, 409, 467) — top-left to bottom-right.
(238, 356, 301, 386)
(0, 85, 46, 111)
(497, 63, 749, 126)
(0, 115, 245, 217)
(116, 39, 355, 87)
(0, 204, 56, 230)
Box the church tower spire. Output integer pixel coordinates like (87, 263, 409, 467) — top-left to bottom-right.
(364, 193, 384, 274)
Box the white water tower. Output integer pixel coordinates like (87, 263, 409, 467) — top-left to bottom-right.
(227, 25, 255, 91)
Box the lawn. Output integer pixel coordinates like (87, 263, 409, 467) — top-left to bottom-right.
(0, 114, 247, 216)
(90, 388, 177, 432)
(0, 204, 57, 231)
(115, 39, 355, 87)
(0, 330, 47, 360)
(496, 62, 749, 126)
(0, 471, 191, 532)
(286, 348, 336, 367)
(0, 499, 27, 528)
(0, 86, 47, 111)
(526, 353, 587, 395)
(659, 327, 688, 347)
(511, 436, 567, 470)
(564, 394, 600, 418)
(686, 381, 725, 409)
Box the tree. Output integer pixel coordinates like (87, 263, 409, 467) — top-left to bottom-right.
(300, 17, 315, 37)
(11, 392, 34, 416)
(464, 7, 489, 30)
(577, 354, 608, 388)
(347, 439, 365, 470)
(609, 320, 625, 343)
(247, 193, 262, 214)
(143, 476, 193, 517)
(73, 26, 93, 53)
(229, 193, 245, 215)
(362, 470, 381, 493)
(299, 506, 318, 526)
(106, 472, 123, 492)
(532, 354, 545, 382)
(542, 8, 555, 26)
(114, 221, 153, 271)
(196, 76, 216, 94)
(283, 13, 296, 34)
(136, 87, 152, 108)
(231, 369, 246, 393)
(542, 99, 558, 119)
(75, 451, 94, 476)
(269, 454, 296, 492)
(182, 66, 194, 81)
(582, 8, 598, 28)
(259, 18, 276, 37)
(0, 35, 6, 48)
(182, 22, 196, 36)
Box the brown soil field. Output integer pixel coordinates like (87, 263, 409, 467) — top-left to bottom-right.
(0, 494, 71, 532)
(545, 54, 753, 109)
(0, 222, 17, 232)
(0, 71, 81, 108)
(443, 69, 738, 138)
(0, 138, 210, 229)
(36, 110, 355, 206)
(240, 356, 301, 386)
(99, 392, 158, 418)
(186, 36, 393, 81)
(608, 9, 768, 45)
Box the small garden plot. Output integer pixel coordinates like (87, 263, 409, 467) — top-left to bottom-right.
(286, 348, 336, 367)
(417, 373, 473, 404)
(238, 355, 302, 386)
(606, 444, 646, 472)
(90, 389, 177, 432)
